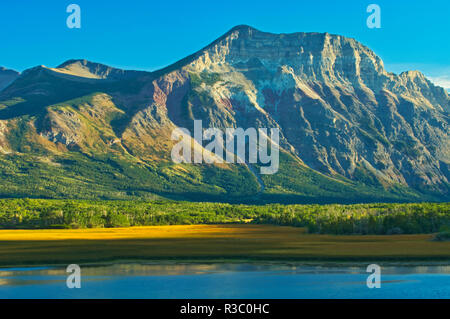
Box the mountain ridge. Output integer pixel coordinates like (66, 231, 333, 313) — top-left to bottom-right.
(0, 67, 20, 92)
(0, 26, 448, 202)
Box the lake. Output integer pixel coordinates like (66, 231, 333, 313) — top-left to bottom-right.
(0, 263, 449, 299)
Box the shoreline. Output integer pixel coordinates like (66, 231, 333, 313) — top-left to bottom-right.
(2, 258, 450, 270)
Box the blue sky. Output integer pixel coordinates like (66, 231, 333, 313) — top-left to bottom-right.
(1, 0, 449, 89)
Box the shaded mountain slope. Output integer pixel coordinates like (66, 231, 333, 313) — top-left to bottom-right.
(0, 67, 19, 92)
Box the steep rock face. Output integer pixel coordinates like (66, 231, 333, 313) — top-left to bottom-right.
(145, 25, 449, 193)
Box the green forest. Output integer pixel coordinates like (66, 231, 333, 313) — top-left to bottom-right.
(0, 199, 448, 236)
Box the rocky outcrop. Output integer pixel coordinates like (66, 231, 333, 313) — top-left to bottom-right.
(0, 120, 11, 153)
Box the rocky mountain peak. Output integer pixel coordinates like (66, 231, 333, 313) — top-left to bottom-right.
(182, 26, 387, 92)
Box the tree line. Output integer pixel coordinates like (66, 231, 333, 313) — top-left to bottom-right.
(0, 199, 448, 235)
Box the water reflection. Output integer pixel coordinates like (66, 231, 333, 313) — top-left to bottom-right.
(1, 263, 449, 287)
(1, 263, 449, 299)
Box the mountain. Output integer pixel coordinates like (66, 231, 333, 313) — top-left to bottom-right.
(0, 67, 19, 92)
(0, 25, 448, 203)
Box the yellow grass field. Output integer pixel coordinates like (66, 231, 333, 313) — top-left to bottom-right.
(0, 225, 449, 266)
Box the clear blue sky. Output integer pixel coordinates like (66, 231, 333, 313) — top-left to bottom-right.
(1, 0, 449, 88)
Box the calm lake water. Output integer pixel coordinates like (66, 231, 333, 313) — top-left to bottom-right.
(0, 263, 449, 299)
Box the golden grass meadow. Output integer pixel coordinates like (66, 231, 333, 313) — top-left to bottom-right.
(1, 224, 449, 267)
